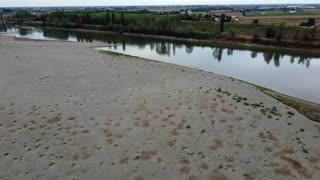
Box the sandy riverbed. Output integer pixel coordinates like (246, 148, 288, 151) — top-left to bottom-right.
(0, 36, 319, 180)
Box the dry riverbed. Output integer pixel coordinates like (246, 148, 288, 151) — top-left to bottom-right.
(0, 36, 320, 180)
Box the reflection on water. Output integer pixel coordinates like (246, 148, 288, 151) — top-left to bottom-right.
(0, 27, 7, 32)
(1, 27, 320, 103)
(106, 42, 313, 69)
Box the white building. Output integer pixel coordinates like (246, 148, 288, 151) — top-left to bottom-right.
(180, 9, 192, 15)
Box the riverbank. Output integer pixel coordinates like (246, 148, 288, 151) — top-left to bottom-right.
(24, 24, 320, 57)
(1, 36, 320, 179)
(102, 49, 320, 123)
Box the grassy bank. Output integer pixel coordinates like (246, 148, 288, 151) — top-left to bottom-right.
(256, 86, 320, 122)
(99, 50, 136, 58)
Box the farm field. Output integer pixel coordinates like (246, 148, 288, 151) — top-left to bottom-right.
(247, 10, 320, 17)
(177, 21, 319, 38)
(240, 15, 320, 25)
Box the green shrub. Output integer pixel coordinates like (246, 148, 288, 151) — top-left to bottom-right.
(252, 33, 260, 42)
(265, 27, 276, 38)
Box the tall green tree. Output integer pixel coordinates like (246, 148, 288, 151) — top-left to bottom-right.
(85, 12, 91, 24)
(76, 15, 83, 27)
(105, 11, 110, 25)
(308, 18, 316, 26)
(311, 26, 317, 40)
(120, 12, 124, 27)
(276, 23, 285, 41)
(220, 14, 226, 33)
(111, 12, 115, 24)
(294, 30, 300, 40)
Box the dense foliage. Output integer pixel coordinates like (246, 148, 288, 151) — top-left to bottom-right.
(42, 11, 319, 43)
(45, 11, 180, 35)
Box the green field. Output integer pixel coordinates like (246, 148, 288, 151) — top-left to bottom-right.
(176, 21, 317, 37)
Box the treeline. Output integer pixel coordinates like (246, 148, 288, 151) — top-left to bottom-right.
(252, 23, 317, 43)
(40, 11, 320, 49)
(45, 11, 180, 35)
(15, 11, 33, 18)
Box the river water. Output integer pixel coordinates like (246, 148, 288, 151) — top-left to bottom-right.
(1, 27, 320, 104)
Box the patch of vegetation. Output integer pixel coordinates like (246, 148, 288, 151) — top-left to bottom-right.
(231, 94, 248, 103)
(251, 103, 264, 108)
(259, 109, 266, 115)
(259, 107, 282, 118)
(302, 148, 309, 153)
(197, 152, 206, 158)
(215, 88, 232, 96)
(133, 156, 140, 160)
(99, 50, 135, 57)
(256, 86, 320, 122)
(259, 132, 265, 137)
(288, 111, 295, 116)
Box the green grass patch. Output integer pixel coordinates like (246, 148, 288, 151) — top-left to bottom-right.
(99, 50, 134, 58)
(256, 85, 320, 122)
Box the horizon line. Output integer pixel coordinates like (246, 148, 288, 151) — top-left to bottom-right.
(1, 3, 320, 8)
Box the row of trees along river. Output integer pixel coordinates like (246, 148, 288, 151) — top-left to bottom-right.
(41, 11, 319, 43)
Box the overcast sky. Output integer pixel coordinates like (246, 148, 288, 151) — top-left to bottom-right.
(0, 0, 319, 7)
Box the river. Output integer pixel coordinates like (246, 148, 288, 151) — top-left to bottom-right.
(1, 27, 320, 104)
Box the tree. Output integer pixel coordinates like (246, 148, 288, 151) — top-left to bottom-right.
(39, 14, 47, 25)
(75, 15, 83, 27)
(303, 32, 311, 41)
(276, 23, 285, 41)
(220, 14, 226, 33)
(252, 33, 260, 42)
(204, 14, 211, 21)
(251, 51, 258, 58)
(16, 11, 33, 18)
(185, 25, 194, 36)
(85, 12, 91, 24)
(111, 12, 115, 24)
(294, 30, 299, 40)
(311, 26, 317, 40)
(300, 18, 316, 27)
(52, 17, 60, 25)
(265, 27, 276, 38)
(308, 18, 316, 26)
(121, 13, 124, 27)
(105, 11, 110, 25)
(60, 17, 69, 26)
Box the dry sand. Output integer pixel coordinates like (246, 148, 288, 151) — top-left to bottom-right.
(0, 36, 319, 180)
